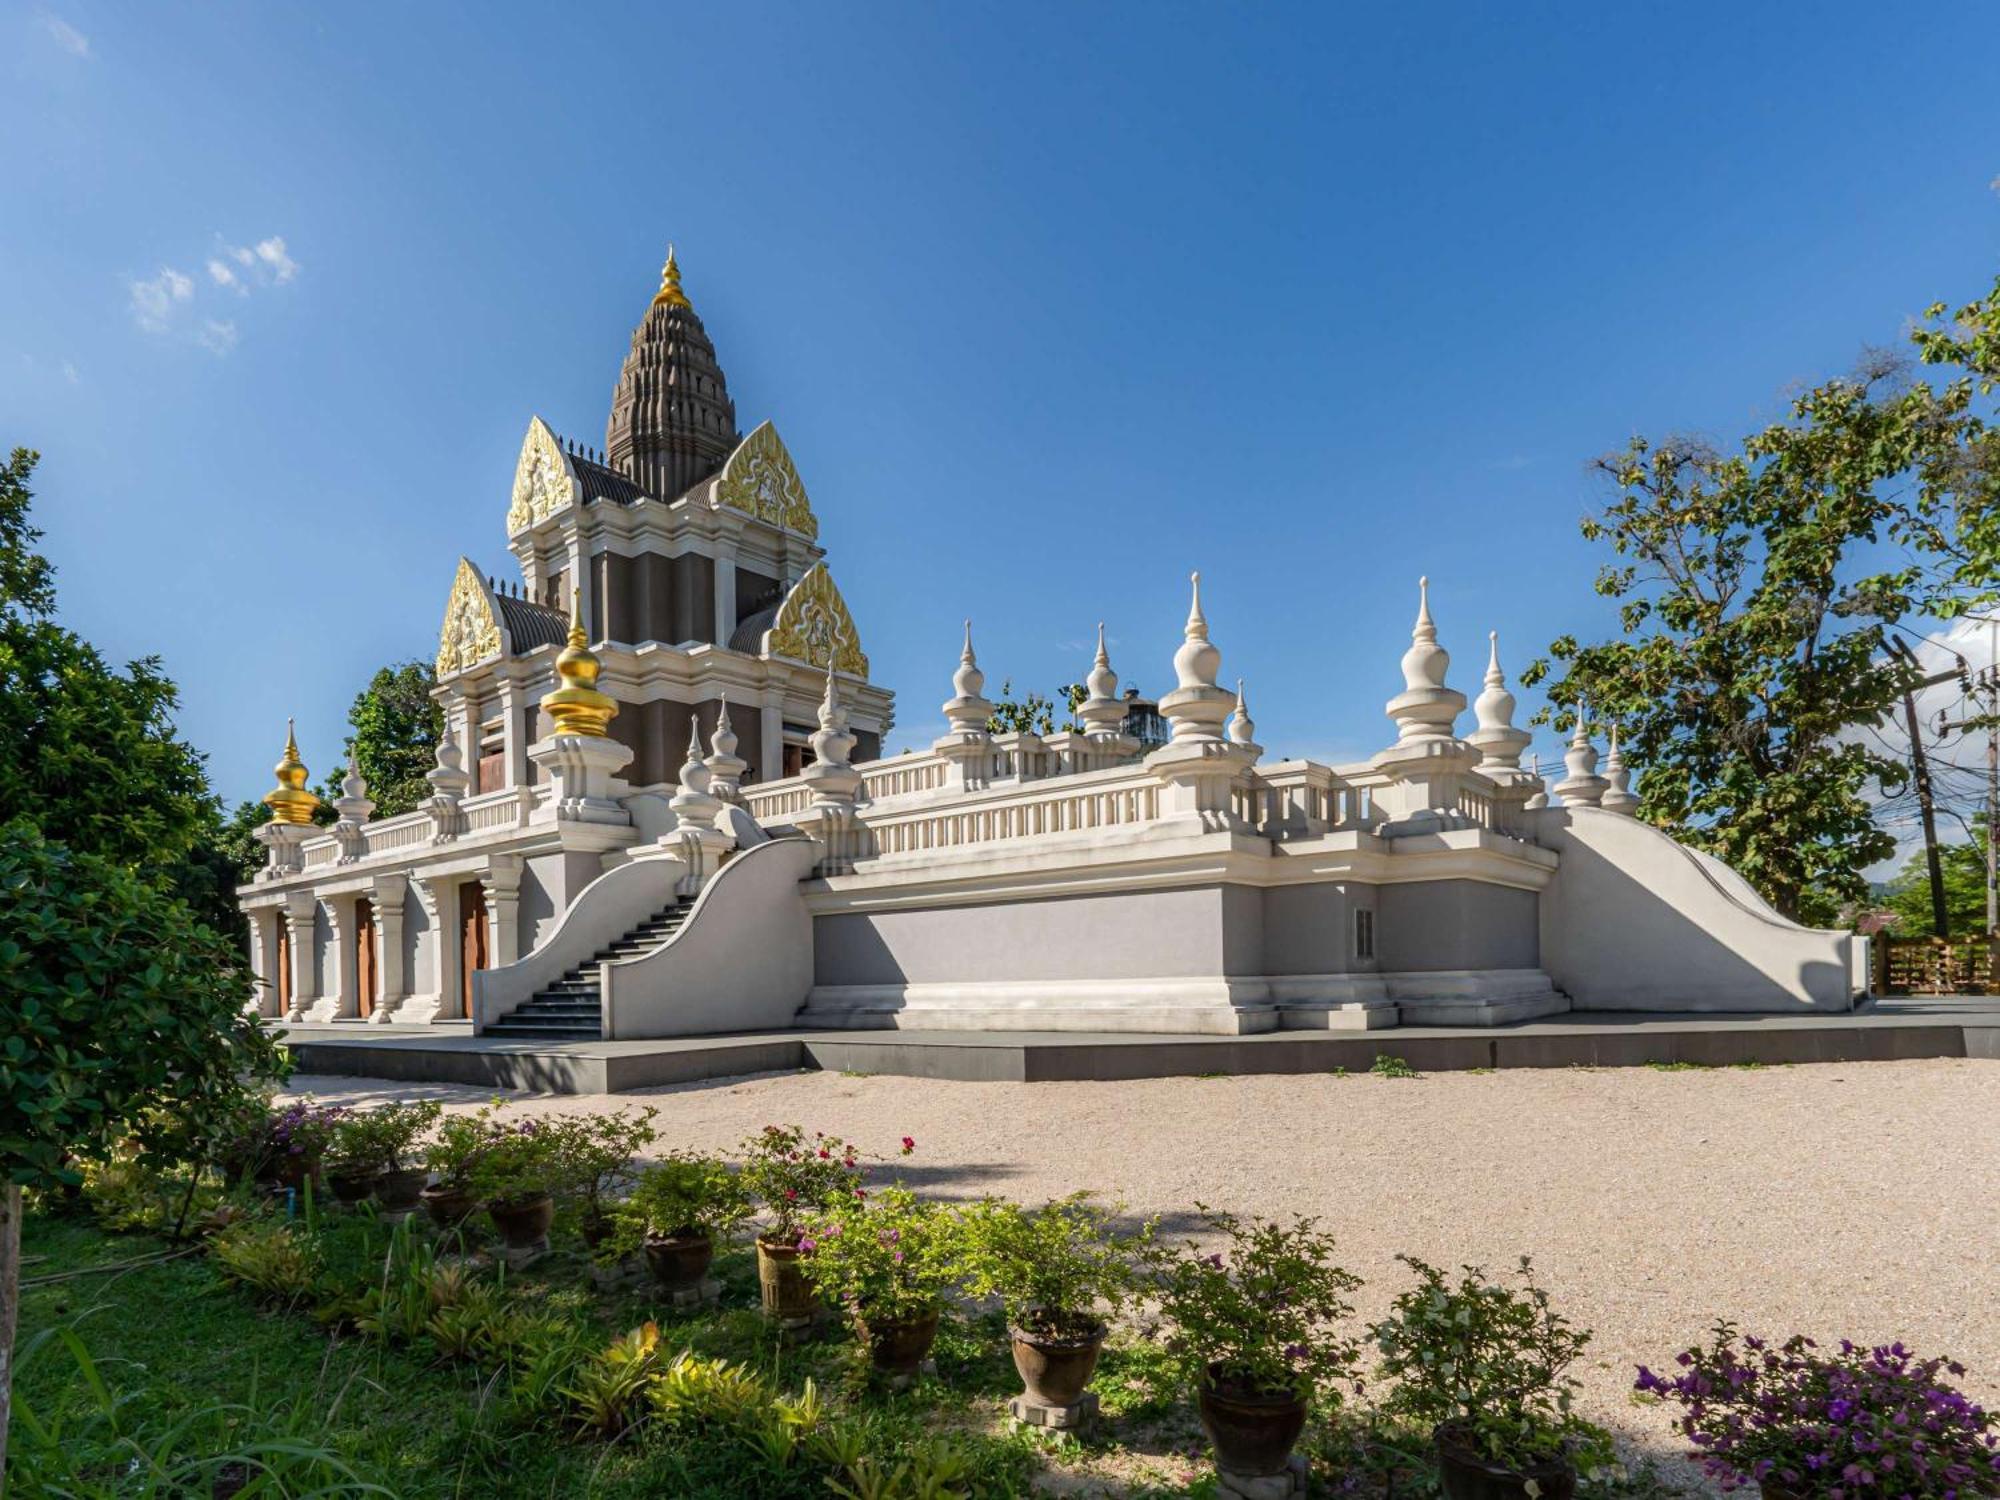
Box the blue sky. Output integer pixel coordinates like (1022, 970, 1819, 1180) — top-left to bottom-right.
(4, 1, 1997, 810)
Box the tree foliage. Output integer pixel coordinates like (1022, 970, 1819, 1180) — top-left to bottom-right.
(321, 659, 443, 819)
(1525, 275, 2000, 924)
(1881, 821, 1993, 938)
(987, 680, 1087, 737)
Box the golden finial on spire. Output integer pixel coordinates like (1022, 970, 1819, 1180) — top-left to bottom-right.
(541, 597, 620, 736)
(262, 717, 322, 825)
(652, 243, 690, 310)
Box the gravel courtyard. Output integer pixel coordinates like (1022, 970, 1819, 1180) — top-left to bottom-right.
(288, 1057, 2000, 1479)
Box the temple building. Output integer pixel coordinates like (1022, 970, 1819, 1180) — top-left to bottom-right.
(238, 251, 1868, 1044)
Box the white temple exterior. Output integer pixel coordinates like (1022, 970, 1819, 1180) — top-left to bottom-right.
(237, 254, 1867, 1041)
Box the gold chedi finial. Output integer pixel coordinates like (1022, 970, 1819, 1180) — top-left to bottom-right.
(652, 243, 690, 310)
(541, 599, 619, 737)
(263, 717, 322, 825)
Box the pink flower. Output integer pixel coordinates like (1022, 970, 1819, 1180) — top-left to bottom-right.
(785, 1189, 798, 1201)
(901, 1136, 915, 1153)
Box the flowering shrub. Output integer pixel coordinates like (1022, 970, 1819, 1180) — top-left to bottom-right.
(957, 1193, 1148, 1341)
(544, 1107, 658, 1235)
(424, 1113, 490, 1190)
(326, 1099, 442, 1175)
(796, 1185, 959, 1326)
(739, 1124, 902, 1242)
(265, 1098, 349, 1169)
(1371, 1255, 1589, 1467)
(622, 1152, 750, 1242)
(1636, 1325, 2000, 1497)
(1140, 1208, 1362, 1402)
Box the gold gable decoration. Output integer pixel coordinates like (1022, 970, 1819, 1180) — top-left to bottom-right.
(506, 416, 578, 535)
(437, 558, 505, 677)
(715, 421, 818, 541)
(764, 562, 867, 676)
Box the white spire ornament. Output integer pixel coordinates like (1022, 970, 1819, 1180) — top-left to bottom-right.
(1553, 702, 1609, 808)
(1146, 572, 1261, 829)
(1369, 576, 1482, 834)
(704, 691, 748, 804)
(1078, 622, 1128, 740)
(940, 620, 995, 736)
(1158, 572, 1234, 743)
(1384, 576, 1467, 746)
(1228, 678, 1260, 751)
(1466, 631, 1533, 778)
(331, 751, 375, 863)
(1600, 724, 1639, 814)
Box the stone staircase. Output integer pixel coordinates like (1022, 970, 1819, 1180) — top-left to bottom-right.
(482, 900, 693, 1042)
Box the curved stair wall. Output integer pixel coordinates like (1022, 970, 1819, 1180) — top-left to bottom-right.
(600, 838, 820, 1040)
(1529, 805, 1855, 1011)
(472, 854, 686, 1031)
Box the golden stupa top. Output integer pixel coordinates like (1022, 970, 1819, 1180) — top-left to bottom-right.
(651, 245, 691, 310)
(262, 718, 322, 826)
(541, 603, 619, 736)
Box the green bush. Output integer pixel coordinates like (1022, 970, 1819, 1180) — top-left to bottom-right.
(956, 1193, 1147, 1341)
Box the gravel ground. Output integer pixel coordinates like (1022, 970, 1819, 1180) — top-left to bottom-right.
(288, 1057, 2000, 1486)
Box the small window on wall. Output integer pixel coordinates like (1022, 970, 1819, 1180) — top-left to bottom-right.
(1354, 908, 1375, 960)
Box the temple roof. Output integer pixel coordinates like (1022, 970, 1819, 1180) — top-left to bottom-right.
(605, 248, 740, 503)
(494, 592, 569, 654)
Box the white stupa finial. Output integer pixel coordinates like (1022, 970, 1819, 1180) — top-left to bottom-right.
(1600, 723, 1639, 814)
(704, 692, 748, 804)
(811, 650, 858, 770)
(1172, 572, 1222, 691)
(942, 618, 995, 736)
(1079, 621, 1130, 740)
(1466, 630, 1532, 775)
(1383, 575, 1466, 747)
(709, 691, 738, 758)
(1228, 678, 1258, 747)
(1401, 575, 1449, 692)
(1555, 701, 1607, 807)
(1160, 571, 1234, 743)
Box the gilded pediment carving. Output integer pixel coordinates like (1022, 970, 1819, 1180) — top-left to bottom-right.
(764, 561, 867, 676)
(506, 416, 578, 535)
(436, 558, 504, 677)
(715, 421, 818, 541)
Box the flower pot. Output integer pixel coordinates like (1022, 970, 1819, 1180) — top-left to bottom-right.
(862, 1307, 941, 1376)
(1198, 1364, 1310, 1478)
(375, 1167, 430, 1213)
(644, 1232, 716, 1291)
(326, 1167, 384, 1206)
(273, 1154, 320, 1192)
(1011, 1321, 1107, 1406)
(421, 1183, 481, 1231)
(1434, 1423, 1577, 1500)
(487, 1194, 555, 1249)
(756, 1236, 819, 1321)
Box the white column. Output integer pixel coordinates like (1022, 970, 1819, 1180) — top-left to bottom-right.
(419, 875, 463, 1023)
(326, 897, 358, 1020)
(283, 892, 318, 1021)
(713, 542, 737, 647)
(760, 690, 785, 784)
(245, 909, 277, 1017)
(482, 854, 523, 966)
(372, 873, 408, 1022)
(498, 677, 527, 790)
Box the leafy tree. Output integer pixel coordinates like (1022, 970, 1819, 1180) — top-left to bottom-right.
(1882, 820, 1993, 938)
(1526, 276, 2000, 925)
(320, 660, 443, 819)
(0, 450, 220, 871)
(987, 680, 1087, 737)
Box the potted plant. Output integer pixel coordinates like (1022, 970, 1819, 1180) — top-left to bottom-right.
(1142, 1209, 1363, 1481)
(1372, 1256, 1591, 1500)
(261, 1099, 348, 1191)
(738, 1124, 873, 1323)
(547, 1107, 657, 1252)
(1637, 1326, 2000, 1499)
(959, 1193, 1146, 1410)
(797, 1185, 958, 1378)
(326, 1100, 441, 1212)
(622, 1151, 750, 1292)
(422, 1113, 490, 1230)
(466, 1113, 562, 1249)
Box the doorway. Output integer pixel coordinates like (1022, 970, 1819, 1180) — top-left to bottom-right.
(354, 896, 377, 1019)
(457, 881, 490, 1020)
(275, 920, 292, 1015)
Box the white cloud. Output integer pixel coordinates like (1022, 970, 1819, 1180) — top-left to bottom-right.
(207, 258, 242, 291)
(61, 360, 79, 384)
(252, 236, 298, 283)
(41, 15, 89, 57)
(128, 266, 194, 332)
(197, 319, 239, 355)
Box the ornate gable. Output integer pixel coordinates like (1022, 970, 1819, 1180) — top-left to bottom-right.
(437, 558, 506, 678)
(506, 416, 579, 535)
(714, 421, 818, 541)
(763, 561, 867, 676)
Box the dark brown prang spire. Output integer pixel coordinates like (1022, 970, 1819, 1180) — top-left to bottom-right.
(605, 246, 740, 500)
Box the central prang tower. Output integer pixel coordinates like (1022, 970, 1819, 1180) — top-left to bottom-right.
(605, 248, 741, 501)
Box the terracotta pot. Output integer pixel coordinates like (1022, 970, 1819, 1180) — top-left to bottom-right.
(644, 1232, 716, 1291)
(486, 1194, 555, 1248)
(1434, 1423, 1577, 1500)
(375, 1167, 430, 1212)
(1011, 1321, 1107, 1406)
(1198, 1364, 1309, 1478)
(421, 1183, 481, 1231)
(862, 1306, 941, 1376)
(326, 1167, 383, 1206)
(756, 1236, 819, 1321)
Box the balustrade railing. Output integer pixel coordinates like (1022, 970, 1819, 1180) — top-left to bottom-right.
(850, 766, 1163, 860)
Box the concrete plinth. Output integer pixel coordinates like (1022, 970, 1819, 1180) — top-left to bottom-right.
(1009, 1389, 1099, 1432)
(664, 1277, 722, 1310)
(880, 1357, 938, 1392)
(494, 1238, 551, 1271)
(1217, 1455, 1308, 1499)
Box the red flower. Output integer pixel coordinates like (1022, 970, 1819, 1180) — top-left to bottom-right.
(901, 1136, 916, 1153)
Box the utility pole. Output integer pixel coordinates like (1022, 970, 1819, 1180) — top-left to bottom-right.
(1890, 639, 1955, 940)
(1935, 636, 2000, 959)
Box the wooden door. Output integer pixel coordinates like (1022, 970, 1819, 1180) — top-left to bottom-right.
(458, 881, 489, 1020)
(275, 922, 292, 1015)
(354, 896, 377, 1019)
